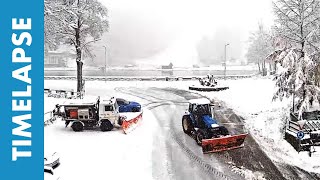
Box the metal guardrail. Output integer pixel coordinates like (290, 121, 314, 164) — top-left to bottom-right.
(45, 88, 84, 99)
(44, 74, 256, 81)
(285, 118, 320, 155)
(287, 120, 320, 134)
(286, 120, 301, 135)
(44, 111, 55, 126)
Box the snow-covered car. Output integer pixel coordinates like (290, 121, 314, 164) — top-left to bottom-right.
(116, 98, 141, 112)
(44, 166, 60, 180)
(44, 152, 60, 169)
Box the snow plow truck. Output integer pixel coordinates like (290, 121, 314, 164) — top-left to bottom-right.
(53, 97, 142, 134)
(182, 98, 247, 153)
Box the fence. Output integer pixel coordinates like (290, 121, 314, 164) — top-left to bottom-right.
(45, 88, 84, 99)
(44, 74, 256, 81)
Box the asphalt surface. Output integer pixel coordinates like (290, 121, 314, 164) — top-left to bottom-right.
(117, 87, 320, 180)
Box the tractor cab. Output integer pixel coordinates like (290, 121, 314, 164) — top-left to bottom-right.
(187, 98, 216, 128)
(189, 103, 212, 116)
(188, 98, 213, 113)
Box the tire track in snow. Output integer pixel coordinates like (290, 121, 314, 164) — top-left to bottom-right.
(119, 87, 239, 180)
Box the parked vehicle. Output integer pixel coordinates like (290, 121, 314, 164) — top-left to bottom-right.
(285, 110, 320, 156)
(44, 152, 60, 169)
(44, 166, 60, 180)
(44, 152, 60, 180)
(182, 98, 247, 153)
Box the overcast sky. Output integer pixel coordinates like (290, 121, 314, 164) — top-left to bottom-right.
(97, 0, 274, 66)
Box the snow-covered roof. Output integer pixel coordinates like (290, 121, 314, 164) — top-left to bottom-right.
(100, 97, 116, 105)
(188, 98, 211, 105)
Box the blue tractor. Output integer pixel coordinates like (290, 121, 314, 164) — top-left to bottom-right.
(182, 98, 247, 153)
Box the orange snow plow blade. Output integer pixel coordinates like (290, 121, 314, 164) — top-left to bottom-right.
(202, 134, 248, 153)
(121, 112, 143, 134)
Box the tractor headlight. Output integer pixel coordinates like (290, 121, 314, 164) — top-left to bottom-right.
(211, 124, 219, 128)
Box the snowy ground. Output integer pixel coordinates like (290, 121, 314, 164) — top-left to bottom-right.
(44, 77, 320, 179)
(200, 77, 320, 174)
(44, 94, 157, 180)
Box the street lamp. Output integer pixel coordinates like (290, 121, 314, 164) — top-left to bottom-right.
(102, 45, 107, 83)
(102, 45, 107, 71)
(224, 43, 230, 80)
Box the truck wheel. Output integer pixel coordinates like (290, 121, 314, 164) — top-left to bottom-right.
(100, 120, 113, 132)
(71, 121, 84, 132)
(182, 116, 194, 134)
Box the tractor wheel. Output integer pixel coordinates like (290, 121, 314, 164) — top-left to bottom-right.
(196, 131, 205, 146)
(182, 116, 194, 134)
(100, 120, 113, 132)
(219, 126, 229, 136)
(71, 121, 84, 132)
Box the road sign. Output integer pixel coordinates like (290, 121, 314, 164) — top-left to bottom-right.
(297, 131, 304, 140)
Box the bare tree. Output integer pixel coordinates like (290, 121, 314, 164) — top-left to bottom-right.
(246, 23, 273, 74)
(45, 0, 108, 93)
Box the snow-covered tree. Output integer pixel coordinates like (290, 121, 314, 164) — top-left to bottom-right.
(268, 48, 320, 117)
(270, 0, 320, 117)
(44, 0, 108, 93)
(246, 23, 273, 74)
(273, 0, 320, 53)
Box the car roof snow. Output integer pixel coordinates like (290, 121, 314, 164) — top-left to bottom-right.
(188, 98, 210, 105)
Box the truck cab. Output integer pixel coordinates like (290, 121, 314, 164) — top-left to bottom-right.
(98, 97, 120, 125)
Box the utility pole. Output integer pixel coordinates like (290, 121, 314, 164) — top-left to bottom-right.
(103, 45, 107, 82)
(224, 43, 229, 80)
(103, 45, 107, 70)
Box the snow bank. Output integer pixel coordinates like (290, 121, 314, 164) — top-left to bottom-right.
(44, 108, 156, 180)
(44, 81, 160, 180)
(200, 77, 320, 174)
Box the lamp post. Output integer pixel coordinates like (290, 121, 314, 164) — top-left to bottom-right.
(224, 43, 230, 80)
(102, 45, 107, 71)
(102, 45, 107, 82)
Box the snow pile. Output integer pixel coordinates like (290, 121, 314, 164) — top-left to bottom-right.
(44, 81, 160, 180)
(201, 77, 320, 174)
(230, 164, 266, 180)
(45, 108, 156, 180)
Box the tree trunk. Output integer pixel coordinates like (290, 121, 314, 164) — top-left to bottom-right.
(269, 62, 272, 71)
(75, 16, 82, 93)
(76, 59, 83, 93)
(257, 63, 261, 73)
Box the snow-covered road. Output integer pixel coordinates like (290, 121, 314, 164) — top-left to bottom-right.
(120, 87, 286, 180)
(44, 79, 320, 180)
